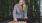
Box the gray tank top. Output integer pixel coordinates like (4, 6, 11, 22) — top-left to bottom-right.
(15, 4, 24, 19)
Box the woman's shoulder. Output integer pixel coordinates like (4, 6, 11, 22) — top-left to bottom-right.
(14, 4, 19, 8)
(14, 4, 18, 6)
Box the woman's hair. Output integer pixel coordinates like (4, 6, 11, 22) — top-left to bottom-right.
(23, 0, 27, 11)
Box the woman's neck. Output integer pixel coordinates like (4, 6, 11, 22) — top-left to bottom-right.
(18, 4, 24, 11)
(18, 4, 23, 9)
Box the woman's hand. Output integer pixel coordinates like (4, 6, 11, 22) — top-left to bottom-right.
(14, 18, 17, 22)
(24, 17, 28, 19)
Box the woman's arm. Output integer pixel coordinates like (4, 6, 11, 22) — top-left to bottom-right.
(24, 7, 27, 19)
(24, 8, 27, 18)
(13, 5, 17, 19)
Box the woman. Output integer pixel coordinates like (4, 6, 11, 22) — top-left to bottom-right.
(13, 0, 27, 23)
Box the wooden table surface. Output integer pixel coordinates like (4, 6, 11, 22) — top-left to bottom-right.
(8, 19, 28, 23)
(8, 21, 27, 23)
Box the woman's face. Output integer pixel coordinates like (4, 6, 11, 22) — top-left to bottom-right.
(19, 0, 23, 6)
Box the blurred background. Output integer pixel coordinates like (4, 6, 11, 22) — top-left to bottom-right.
(0, 0, 42, 23)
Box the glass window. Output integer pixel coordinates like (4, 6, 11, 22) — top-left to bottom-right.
(40, 0, 42, 16)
